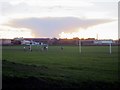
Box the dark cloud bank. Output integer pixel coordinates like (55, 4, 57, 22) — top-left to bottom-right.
(6, 17, 114, 38)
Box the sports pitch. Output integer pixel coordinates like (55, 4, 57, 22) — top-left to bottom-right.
(2, 45, 119, 89)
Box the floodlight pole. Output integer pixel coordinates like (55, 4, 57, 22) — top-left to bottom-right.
(79, 40, 82, 53)
(109, 43, 112, 54)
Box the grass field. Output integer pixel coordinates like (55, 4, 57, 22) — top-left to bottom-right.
(2, 45, 119, 89)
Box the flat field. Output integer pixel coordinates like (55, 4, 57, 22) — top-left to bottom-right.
(2, 45, 119, 89)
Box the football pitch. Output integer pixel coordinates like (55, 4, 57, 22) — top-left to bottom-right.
(2, 45, 119, 89)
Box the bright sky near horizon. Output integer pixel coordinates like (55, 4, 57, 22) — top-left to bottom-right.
(0, 0, 119, 39)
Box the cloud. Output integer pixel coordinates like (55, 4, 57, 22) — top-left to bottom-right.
(0, 1, 117, 19)
(5, 17, 114, 38)
(0, 2, 31, 15)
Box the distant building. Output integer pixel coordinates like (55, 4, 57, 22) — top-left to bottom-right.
(21, 40, 31, 45)
(0, 39, 12, 45)
(81, 40, 94, 46)
(1, 38, 118, 46)
(24, 38, 50, 44)
(94, 40, 115, 46)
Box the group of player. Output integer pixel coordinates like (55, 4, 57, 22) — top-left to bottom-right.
(23, 45, 64, 52)
(23, 45, 48, 52)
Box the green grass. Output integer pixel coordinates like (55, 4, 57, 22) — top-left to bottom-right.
(2, 45, 119, 89)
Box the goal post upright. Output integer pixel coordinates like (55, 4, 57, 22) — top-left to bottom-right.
(109, 43, 112, 54)
(79, 40, 82, 53)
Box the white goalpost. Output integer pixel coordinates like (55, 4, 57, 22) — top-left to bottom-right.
(79, 40, 82, 53)
(94, 40, 113, 54)
(79, 40, 113, 54)
(109, 43, 112, 54)
(101, 41, 113, 54)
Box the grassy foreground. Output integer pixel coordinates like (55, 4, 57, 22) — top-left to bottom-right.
(2, 46, 119, 89)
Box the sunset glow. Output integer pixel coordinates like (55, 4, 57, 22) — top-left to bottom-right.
(59, 21, 118, 39)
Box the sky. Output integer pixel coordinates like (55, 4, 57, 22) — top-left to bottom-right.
(0, 0, 119, 39)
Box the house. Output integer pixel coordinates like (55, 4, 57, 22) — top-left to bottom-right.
(94, 40, 114, 45)
(0, 39, 12, 45)
(24, 38, 50, 44)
